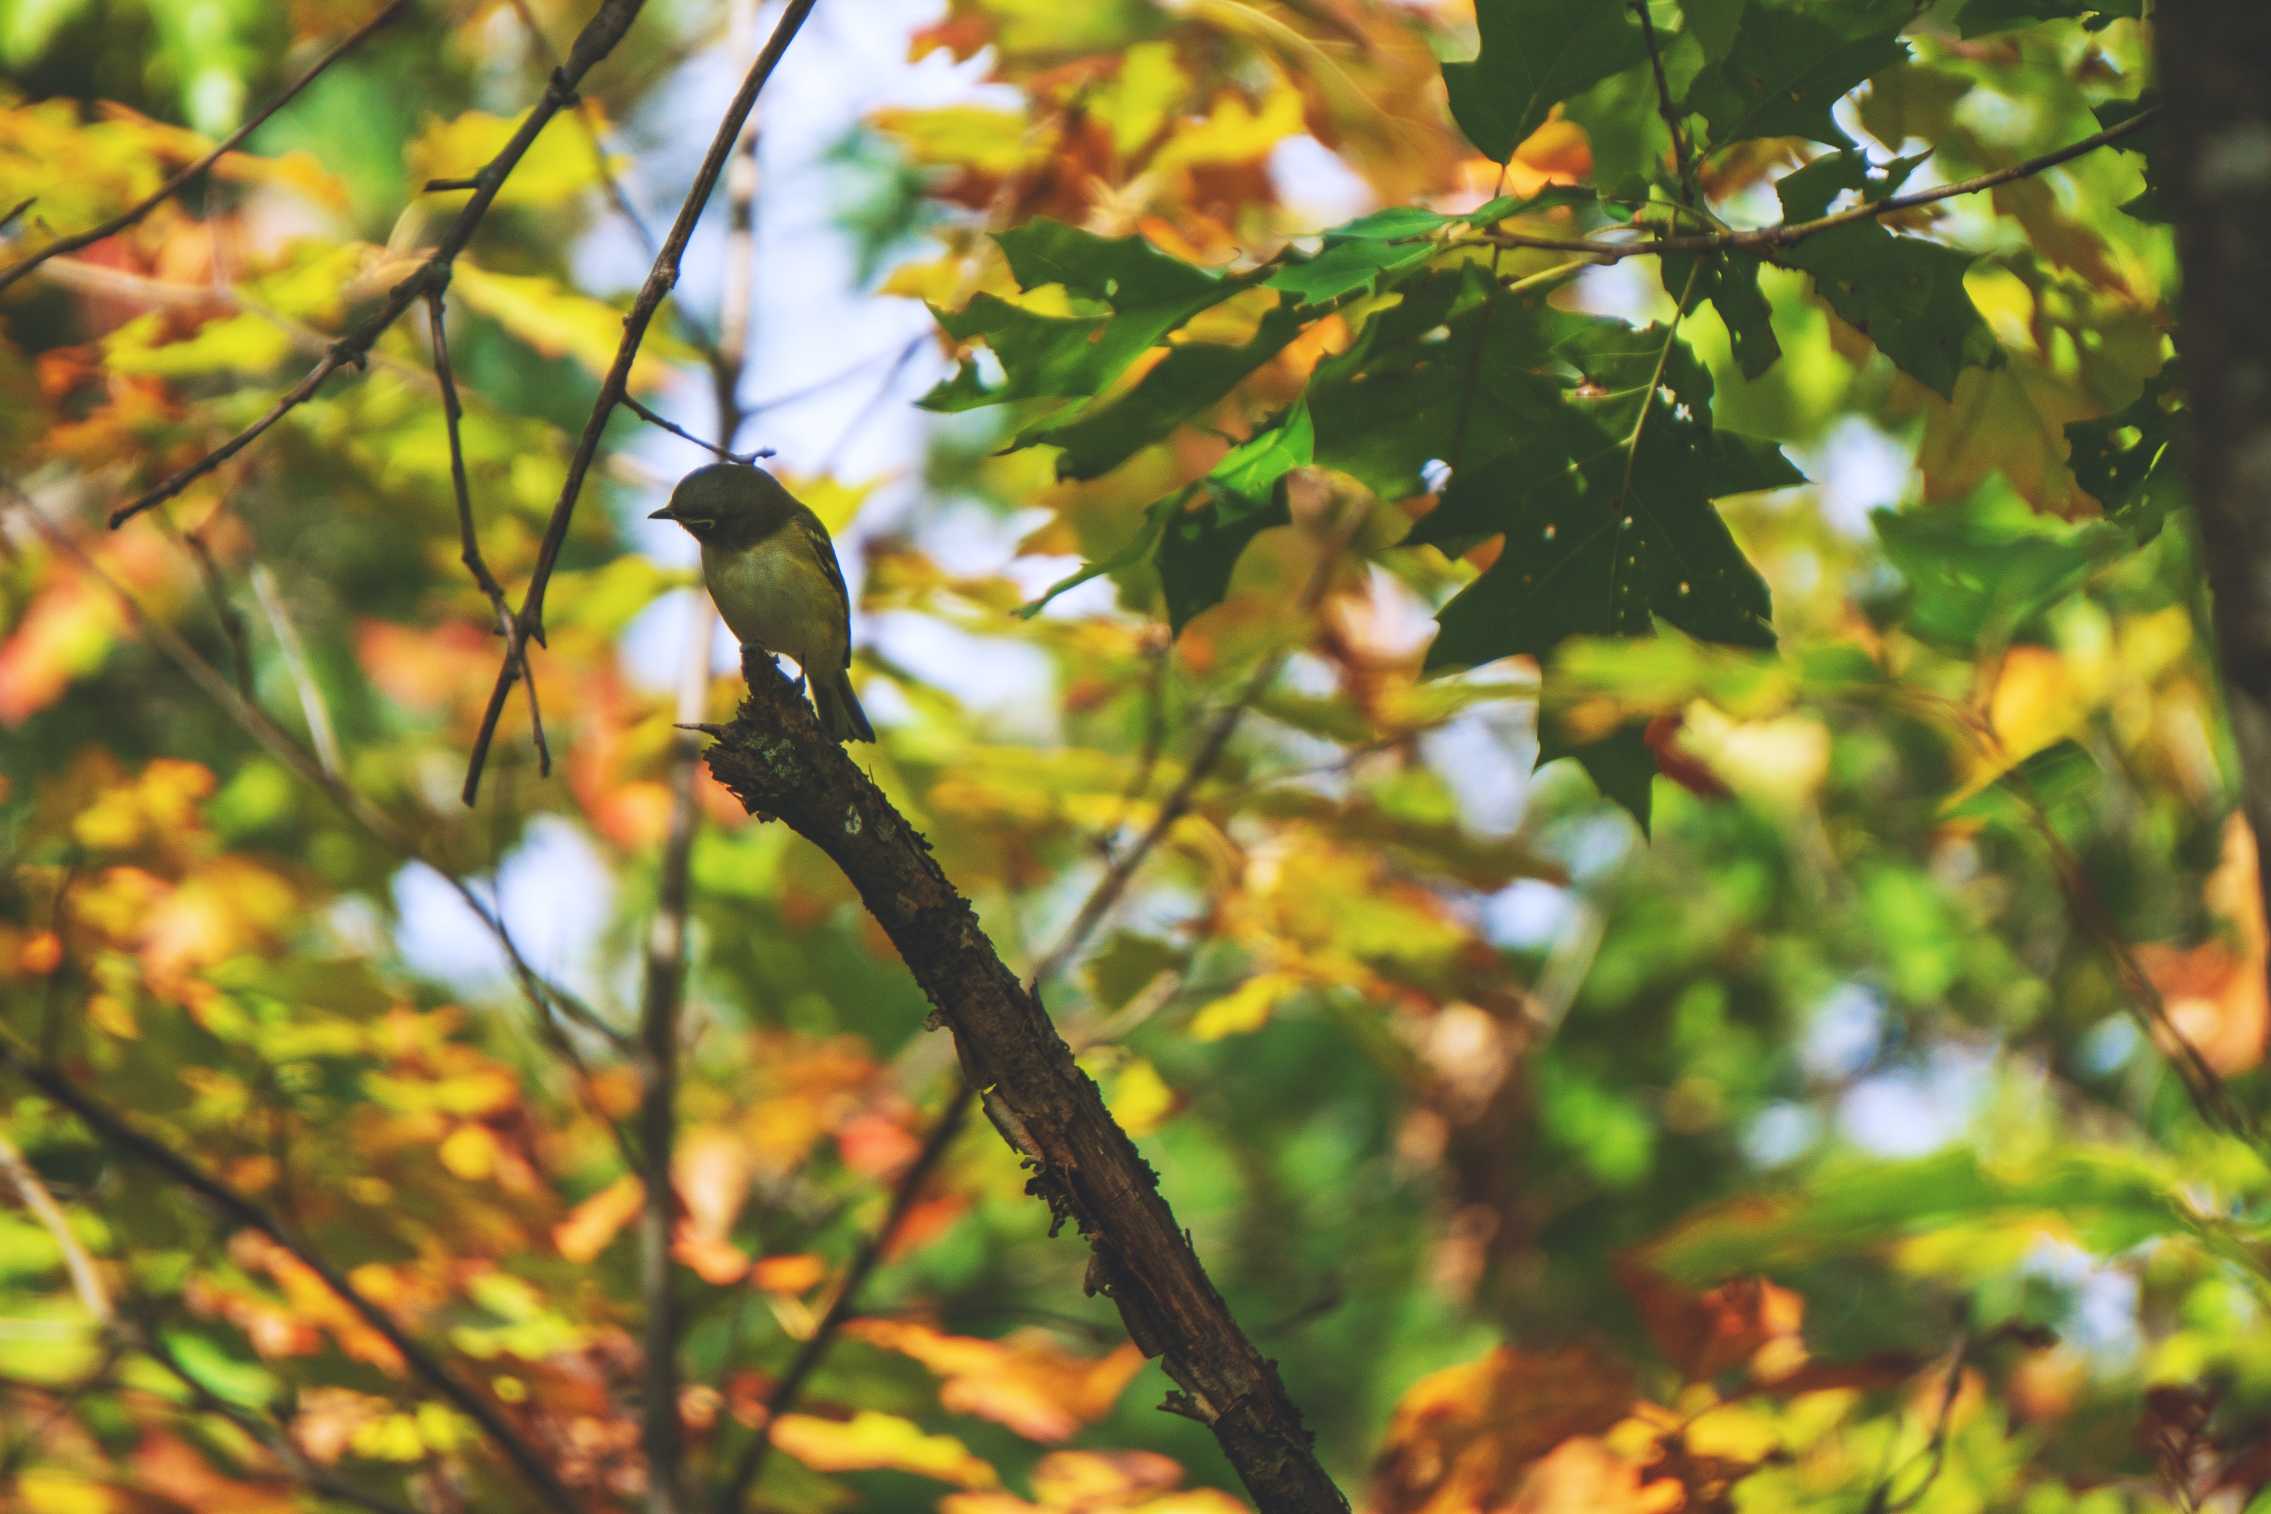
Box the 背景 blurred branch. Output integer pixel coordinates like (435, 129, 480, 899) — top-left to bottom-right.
(0, 0, 411, 296)
(106, 0, 654, 529)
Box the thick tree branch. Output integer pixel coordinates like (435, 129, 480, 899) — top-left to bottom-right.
(0, 1044, 582, 1513)
(461, 0, 822, 806)
(695, 661, 1346, 1514)
(1471, 109, 2158, 261)
(2159, 5, 2271, 996)
(107, 0, 653, 529)
(0, 0, 410, 296)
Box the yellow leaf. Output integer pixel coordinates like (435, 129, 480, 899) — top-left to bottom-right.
(770, 1410, 1000, 1488)
(871, 105, 1045, 175)
(20, 1470, 117, 1514)
(1189, 971, 1305, 1042)
(438, 1124, 500, 1181)
(1150, 84, 1306, 174)
(1102, 1056, 1177, 1137)
(451, 261, 692, 390)
(103, 311, 294, 379)
(405, 109, 614, 208)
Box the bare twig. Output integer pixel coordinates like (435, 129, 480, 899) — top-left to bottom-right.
(0, 197, 31, 235)
(107, 0, 655, 529)
(622, 393, 771, 464)
(1630, 0, 1693, 196)
(503, 0, 661, 256)
(0, 1042, 582, 1514)
(640, 18, 770, 1506)
(1470, 109, 2159, 261)
(0, 0, 410, 296)
(169, 515, 253, 695)
(248, 561, 345, 779)
(0, 1134, 110, 1322)
(462, 0, 822, 806)
(425, 288, 551, 777)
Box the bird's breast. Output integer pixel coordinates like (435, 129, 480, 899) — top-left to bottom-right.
(700, 535, 845, 673)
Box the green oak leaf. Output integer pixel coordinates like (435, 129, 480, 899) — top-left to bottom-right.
(1155, 404, 1316, 631)
(1022, 307, 1305, 479)
(1955, 0, 2140, 35)
(1684, 3, 1908, 150)
(1539, 714, 1659, 835)
(1765, 161, 1991, 398)
(2065, 374, 2182, 541)
(920, 220, 1245, 415)
(1661, 250, 1780, 379)
(1872, 499, 2135, 651)
(1443, 0, 1646, 162)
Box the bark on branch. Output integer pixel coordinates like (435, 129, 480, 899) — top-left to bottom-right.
(696, 658, 1347, 1514)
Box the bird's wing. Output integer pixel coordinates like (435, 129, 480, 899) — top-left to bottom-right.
(792, 505, 852, 635)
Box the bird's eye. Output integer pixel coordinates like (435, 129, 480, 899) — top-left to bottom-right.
(681, 516, 714, 538)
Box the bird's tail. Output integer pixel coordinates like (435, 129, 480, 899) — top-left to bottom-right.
(813, 669, 875, 743)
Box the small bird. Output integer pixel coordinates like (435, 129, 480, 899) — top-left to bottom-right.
(648, 462, 875, 742)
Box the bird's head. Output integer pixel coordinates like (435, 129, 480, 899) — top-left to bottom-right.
(648, 462, 798, 547)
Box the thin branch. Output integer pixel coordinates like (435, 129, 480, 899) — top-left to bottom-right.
(641, 18, 769, 1506)
(0, 1042, 582, 1514)
(248, 561, 345, 779)
(1470, 108, 2159, 261)
(462, 0, 823, 806)
(0, 0, 410, 296)
(9, 492, 629, 1059)
(425, 288, 551, 777)
(0, 1134, 111, 1322)
(107, 0, 654, 529)
(169, 514, 253, 695)
(713, 1084, 973, 1513)
(622, 394, 771, 464)
(503, 0, 661, 257)
(1630, 0, 1694, 196)
(133, 1313, 421, 1514)
(0, 197, 31, 235)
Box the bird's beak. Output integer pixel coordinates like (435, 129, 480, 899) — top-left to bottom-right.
(647, 504, 679, 521)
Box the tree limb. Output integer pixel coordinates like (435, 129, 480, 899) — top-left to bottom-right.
(695, 659, 1347, 1514)
(1471, 109, 2158, 261)
(0, 0, 411, 296)
(2159, 3, 2271, 1008)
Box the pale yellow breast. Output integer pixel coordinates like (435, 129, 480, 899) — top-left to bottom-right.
(701, 533, 847, 675)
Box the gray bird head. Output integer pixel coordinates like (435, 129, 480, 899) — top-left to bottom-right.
(648, 462, 798, 548)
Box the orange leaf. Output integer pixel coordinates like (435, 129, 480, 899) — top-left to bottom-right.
(1622, 1266, 1803, 1382)
(1372, 1345, 1638, 1514)
(848, 1320, 1144, 1441)
(555, 1176, 642, 1262)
